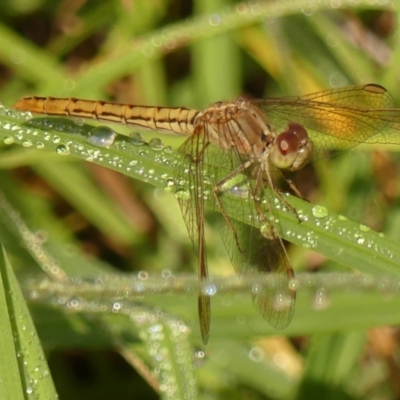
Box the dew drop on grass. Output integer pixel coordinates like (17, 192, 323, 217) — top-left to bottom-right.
(312, 205, 328, 218)
(56, 144, 70, 155)
(203, 283, 217, 296)
(312, 287, 331, 310)
(87, 126, 117, 147)
(359, 224, 370, 232)
(175, 187, 191, 200)
(3, 136, 14, 144)
(272, 291, 293, 311)
(248, 346, 265, 362)
(22, 139, 33, 147)
(138, 271, 148, 280)
(149, 137, 164, 151)
(129, 132, 145, 145)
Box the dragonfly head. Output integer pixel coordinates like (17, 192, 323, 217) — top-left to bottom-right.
(269, 122, 313, 171)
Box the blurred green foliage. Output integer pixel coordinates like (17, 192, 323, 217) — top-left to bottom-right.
(0, 0, 399, 399)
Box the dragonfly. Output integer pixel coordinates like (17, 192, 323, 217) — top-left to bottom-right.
(14, 84, 400, 344)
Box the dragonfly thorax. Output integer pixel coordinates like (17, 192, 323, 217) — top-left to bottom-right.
(201, 99, 274, 157)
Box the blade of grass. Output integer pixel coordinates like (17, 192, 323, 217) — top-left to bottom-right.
(1, 107, 400, 279)
(0, 244, 58, 399)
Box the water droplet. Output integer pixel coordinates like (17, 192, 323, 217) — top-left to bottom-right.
(36, 142, 44, 149)
(164, 178, 175, 192)
(359, 224, 370, 232)
(272, 291, 293, 311)
(22, 139, 33, 147)
(56, 144, 70, 155)
(175, 187, 191, 200)
(87, 126, 117, 147)
(288, 278, 299, 291)
(3, 136, 14, 144)
(356, 235, 365, 245)
(249, 346, 265, 362)
(312, 205, 328, 218)
(209, 14, 221, 26)
(52, 135, 61, 144)
(149, 137, 164, 151)
(194, 350, 206, 360)
(338, 215, 347, 221)
(260, 223, 274, 240)
(138, 271, 148, 280)
(203, 284, 217, 296)
(129, 132, 145, 145)
(161, 269, 172, 278)
(73, 117, 85, 126)
(312, 288, 331, 310)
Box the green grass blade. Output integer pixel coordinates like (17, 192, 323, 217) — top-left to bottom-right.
(0, 244, 57, 399)
(0, 106, 399, 280)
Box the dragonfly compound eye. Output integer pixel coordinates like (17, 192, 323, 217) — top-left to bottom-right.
(269, 123, 312, 171)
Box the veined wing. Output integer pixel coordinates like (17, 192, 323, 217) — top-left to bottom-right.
(174, 124, 211, 345)
(252, 84, 400, 161)
(201, 142, 295, 330)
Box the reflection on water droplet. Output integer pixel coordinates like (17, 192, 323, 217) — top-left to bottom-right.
(149, 137, 164, 151)
(249, 346, 265, 362)
(88, 126, 117, 147)
(175, 187, 191, 200)
(161, 269, 172, 278)
(138, 271, 148, 280)
(209, 14, 221, 26)
(356, 236, 365, 245)
(260, 223, 274, 240)
(164, 178, 175, 192)
(273, 291, 293, 311)
(359, 224, 370, 232)
(129, 132, 145, 145)
(312, 287, 331, 310)
(4, 136, 14, 144)
(203, 284, 217, 296)
(338, 215, 347, 221)
(195, 350, 205, 360)
(73, 117, 85, 126)
(22, 139, 33, 147)
(56, 144, 70, 155)
(288, 278, 299, 291)
(312, 205, 328, 218)
(251, 283, 262, 294)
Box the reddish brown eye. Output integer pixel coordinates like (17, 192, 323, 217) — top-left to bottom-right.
(270, 122, 311, 170)
(277, 131, 300, 155)
(287, 122, 308, 141)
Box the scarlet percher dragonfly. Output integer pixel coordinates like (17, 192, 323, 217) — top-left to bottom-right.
(15, 83, 400, 343)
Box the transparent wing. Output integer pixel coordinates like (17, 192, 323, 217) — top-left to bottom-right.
(201, 142, 295, 330)
(252, 84, 400, 161)
(174, 125, 211, 344)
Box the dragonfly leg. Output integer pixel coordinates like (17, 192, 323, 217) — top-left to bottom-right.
(213, 161, 253, 253)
